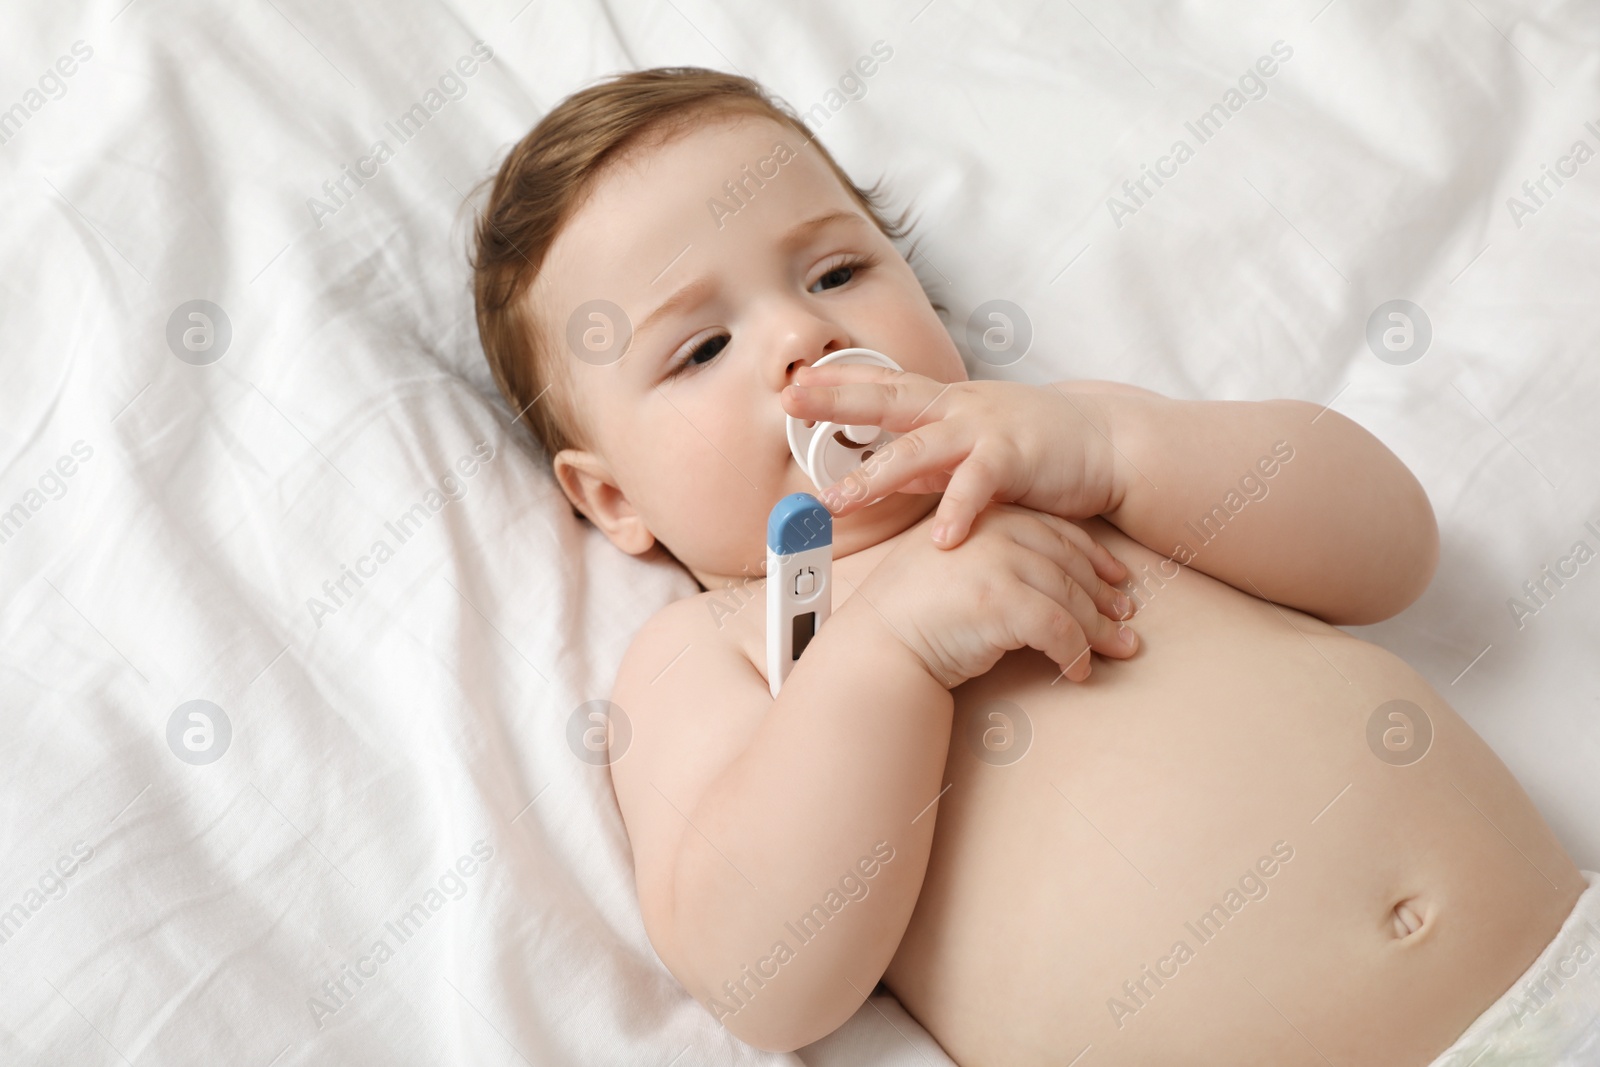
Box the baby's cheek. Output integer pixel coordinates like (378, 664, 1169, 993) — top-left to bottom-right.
(659, 481, 758, 557)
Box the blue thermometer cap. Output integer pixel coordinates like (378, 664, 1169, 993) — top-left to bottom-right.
(767, 493, 832, 554)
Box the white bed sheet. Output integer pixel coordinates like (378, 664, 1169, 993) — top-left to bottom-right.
(1, 1, 1596, 1064)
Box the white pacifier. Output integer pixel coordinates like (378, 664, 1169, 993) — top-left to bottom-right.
(786, 348, 904, 494)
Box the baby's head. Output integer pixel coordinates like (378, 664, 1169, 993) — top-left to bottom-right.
(473, 67, 965, 589)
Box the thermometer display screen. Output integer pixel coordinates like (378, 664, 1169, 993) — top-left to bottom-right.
(791, 611, 817, 660)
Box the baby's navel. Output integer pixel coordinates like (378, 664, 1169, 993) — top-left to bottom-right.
(1391, 898, 1426, 938)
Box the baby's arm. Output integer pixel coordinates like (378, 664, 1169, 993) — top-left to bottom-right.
(608, 590, 951, 1051)
(610, 505, 1131, 1048)
(783, 365, 1433, 623)
(1060, 380, 1439, 624)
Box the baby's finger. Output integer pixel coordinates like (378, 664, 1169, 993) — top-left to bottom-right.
(1034, 512, 1129, 588)
(1004, 583, 1093, 682)
(792, 361, 907, 386)
(1012, 551, 1138, 664)
(930, 448, 1010, 548)
(783, 374, 952, 434)
(1001, 512, 1133, 624)
(820, 424, 967, 516)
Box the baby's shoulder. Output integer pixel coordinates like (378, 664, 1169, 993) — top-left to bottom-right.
(626, 581, 768, 680)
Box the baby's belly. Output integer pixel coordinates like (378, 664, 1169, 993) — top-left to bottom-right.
(883, 518, 1582, 1067)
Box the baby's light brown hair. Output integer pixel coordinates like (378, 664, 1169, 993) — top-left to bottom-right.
(471, 66, 930, 462)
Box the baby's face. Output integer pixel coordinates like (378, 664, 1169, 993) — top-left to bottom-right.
(536, 112, 965, 585)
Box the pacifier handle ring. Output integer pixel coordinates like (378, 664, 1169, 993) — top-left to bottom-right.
(809, 419, 891, 492)
(841, 424, 879, 445)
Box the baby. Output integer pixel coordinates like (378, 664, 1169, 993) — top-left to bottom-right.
(473, 68, 1600, 1065)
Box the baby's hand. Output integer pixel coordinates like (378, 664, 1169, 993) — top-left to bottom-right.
(782, 365, 1119, 549)
(851, 503, 1137, 689)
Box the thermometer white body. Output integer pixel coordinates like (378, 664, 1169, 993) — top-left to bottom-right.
(766, 494, 832, 698)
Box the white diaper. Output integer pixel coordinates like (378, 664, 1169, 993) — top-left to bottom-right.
(1426, 869, 1600, 1066)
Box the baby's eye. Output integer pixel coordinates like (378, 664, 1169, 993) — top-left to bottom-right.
(808, 255, 871, 294)
(669, 332, 729, 376)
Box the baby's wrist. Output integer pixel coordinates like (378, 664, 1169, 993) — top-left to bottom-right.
(1098, 397, 1133, 515)
(1042, 386, 1123, 518)
(833, 590, 958, 691)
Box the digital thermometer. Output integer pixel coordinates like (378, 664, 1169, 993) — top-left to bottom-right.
(766, 493, 832, 698)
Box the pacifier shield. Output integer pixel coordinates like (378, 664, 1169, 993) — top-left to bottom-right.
(786, 348, 904, 495)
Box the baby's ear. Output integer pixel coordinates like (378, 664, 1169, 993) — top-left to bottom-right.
(551, 448, 656, 555)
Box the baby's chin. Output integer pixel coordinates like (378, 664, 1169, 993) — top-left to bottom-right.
(763, 447, 941, 551)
